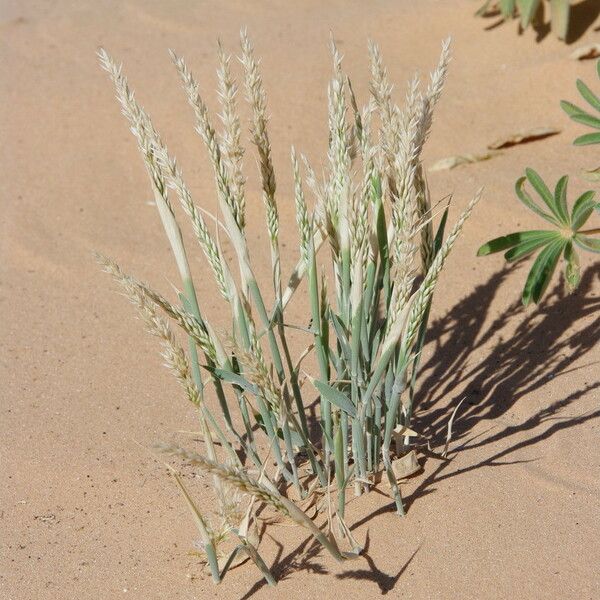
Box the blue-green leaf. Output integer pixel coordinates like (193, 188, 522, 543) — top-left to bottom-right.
(309, 378, 356, 418)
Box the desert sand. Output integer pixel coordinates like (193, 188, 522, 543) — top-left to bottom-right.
(1, 1, 599, 598)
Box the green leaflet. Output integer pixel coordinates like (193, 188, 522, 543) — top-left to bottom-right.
(571, 192, 598, 230)
(477, 230, 555, 256)
(522, 238, 566, 306)
(574, 234, 600, 254)
(515, 176, 561, 227)
(574, 132, 600, 146)
(525, 168, 568, 226)
(504, 232, 561, 262)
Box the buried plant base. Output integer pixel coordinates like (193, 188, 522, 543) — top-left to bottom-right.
(97, 32, 481, 586)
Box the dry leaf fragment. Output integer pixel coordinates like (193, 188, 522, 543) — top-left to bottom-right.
(488, 127, 561, 149)
(429, 151, 501, 172)
(581, 167, 600, 182)
(570, 44, 600, 61)
(391, 450, 421, 479)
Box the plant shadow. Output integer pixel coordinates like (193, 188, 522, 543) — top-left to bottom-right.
(240, 264, 599, 597)
(404, 262, 600, 507)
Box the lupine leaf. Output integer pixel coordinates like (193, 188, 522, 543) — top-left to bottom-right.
(477, 230, 554, 256)
(576, 79, 600, 113)
(515, 176, 561, 226)
(571, 191, 597, 229)
(574, 234, 600, 254)
(504, 233, 561, 262)
(574, 131, 600, 146)
(525, 168, 567, 225)
(571, 113, 600, 130)
(522, 239, 565, 306)
(554, 175, 570, 225)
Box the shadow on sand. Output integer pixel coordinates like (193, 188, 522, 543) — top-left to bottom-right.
(239, 264, 600, 597)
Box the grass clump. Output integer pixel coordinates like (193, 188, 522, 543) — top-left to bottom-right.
(97, 31, 481, 585)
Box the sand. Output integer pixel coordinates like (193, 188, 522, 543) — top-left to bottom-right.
(1, 1, 599, 598)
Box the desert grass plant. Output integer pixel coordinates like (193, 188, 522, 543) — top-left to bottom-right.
(97, 32, 481, 586)
(476, 0, 571, 41)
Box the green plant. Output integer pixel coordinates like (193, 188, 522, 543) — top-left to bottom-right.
(476, 0, 571, 41)
(478, 169, 599, 305)
(561, 58, 600, 146)
(98, 32, 481, 586)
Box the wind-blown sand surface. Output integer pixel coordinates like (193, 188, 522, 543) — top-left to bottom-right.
(1, 1, 599, 598)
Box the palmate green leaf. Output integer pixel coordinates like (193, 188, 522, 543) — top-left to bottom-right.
(479, 169, 597, 304)
(504, 232, 561, 262)
(477, 230, 555, 256)
(574, 234, 600, 254)
(522, 238, 566, 306)
(562, 59, 600, 146)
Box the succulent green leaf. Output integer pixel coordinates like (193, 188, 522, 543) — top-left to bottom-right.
(504, 233, 561, 262)
(576, 79, 600, 113)
(477, 230, 554, 256)
(563, 242, 581, 291)
(574, 234, 600, 254)
(522, 239, 565, 305)
(515, 176, 560, 226)
(574, 132, 600, 146)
